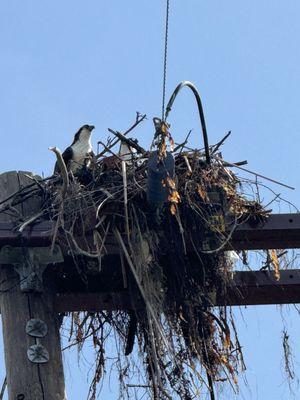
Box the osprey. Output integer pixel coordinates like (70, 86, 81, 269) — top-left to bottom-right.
(119, 140, 136, 162)
(54, 124, 95, 174)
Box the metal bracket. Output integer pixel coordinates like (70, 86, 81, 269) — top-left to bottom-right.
(0, 245, 63, 292)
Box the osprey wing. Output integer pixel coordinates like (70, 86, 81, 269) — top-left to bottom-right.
(54, 146, 73, 173)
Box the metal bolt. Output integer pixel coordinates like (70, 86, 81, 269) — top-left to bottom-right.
(26, 319, 48, 338)
(27, 344, 49, 364)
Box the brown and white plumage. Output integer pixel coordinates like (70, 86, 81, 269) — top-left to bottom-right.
(54, 124, 95, 174)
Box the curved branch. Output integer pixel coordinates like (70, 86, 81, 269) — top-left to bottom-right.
(49, 147, 69, 198)
(165, 81, 210, 164)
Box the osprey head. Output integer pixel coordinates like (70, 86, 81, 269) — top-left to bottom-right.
(73, 124, 95, 144)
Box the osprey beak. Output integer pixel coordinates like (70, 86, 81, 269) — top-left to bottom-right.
(89, 125, 95, 131)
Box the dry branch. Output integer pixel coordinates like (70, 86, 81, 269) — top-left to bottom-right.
(49, 146, 69, 197)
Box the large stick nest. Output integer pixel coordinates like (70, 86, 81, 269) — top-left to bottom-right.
(1, 114, 271, 399)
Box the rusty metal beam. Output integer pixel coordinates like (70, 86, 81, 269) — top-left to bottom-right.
(54, 269, 300, 312)
(1, 213, 300, 250)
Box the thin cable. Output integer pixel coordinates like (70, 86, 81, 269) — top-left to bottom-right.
(161, 0, 170, 121)
(214, 155, 295, 190)
(165, 80, 211, 163)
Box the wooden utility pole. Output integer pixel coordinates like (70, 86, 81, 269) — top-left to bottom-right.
(0, 172, 66, 400)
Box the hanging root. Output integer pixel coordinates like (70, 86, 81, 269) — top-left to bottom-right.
(282, 329, 295, 381)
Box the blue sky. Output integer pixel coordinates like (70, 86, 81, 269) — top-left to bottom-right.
(1, 1, 300, 399)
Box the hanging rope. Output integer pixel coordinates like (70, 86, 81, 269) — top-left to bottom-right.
(161, 0, 170, 121)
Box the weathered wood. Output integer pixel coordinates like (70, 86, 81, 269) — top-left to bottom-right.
(228, 213, 300, 250)
(55, 290, 138, 312)
(218, 269, 300, 306)
(0, 171, 66, 400)
(54, 269, 300, 311)
(1, 267, 65, 400)
(1, 213, 300, 251)
(0, 171, 43, 223)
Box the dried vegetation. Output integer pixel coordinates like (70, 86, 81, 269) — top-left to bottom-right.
(0, 112, 280, 399)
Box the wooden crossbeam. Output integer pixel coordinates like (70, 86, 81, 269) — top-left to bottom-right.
(1, 213, 300, 250)
(54, 269, 300, 311)
(218, 269, 300, 306)
(227, 213, 300, 250)
(2, 213, 300, 310)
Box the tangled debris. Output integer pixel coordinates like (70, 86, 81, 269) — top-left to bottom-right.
(9, 62, 298, 398)
(52, 119, 256, 400)
(0, 108, 276, 399)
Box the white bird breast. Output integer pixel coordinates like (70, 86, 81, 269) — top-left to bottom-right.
(70, 138, 92, 171)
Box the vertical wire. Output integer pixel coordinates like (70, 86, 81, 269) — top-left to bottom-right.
(161, 0, 170, 121)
